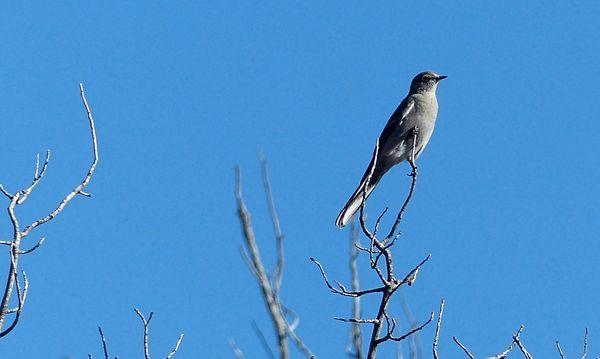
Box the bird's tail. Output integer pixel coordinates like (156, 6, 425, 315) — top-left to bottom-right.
(335, 173, 380, 228)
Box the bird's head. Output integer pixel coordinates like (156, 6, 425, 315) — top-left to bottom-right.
(410, 71, 447, 94)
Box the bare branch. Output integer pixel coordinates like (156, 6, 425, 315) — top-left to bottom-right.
(229, 338, 245, 359)
(259, 156, 285, 297)
(358, 139, 380, 243)
(134, 309, 153, 359)
(0, 185, 11, 199)
(0, 268, 28, 337)
(556, 341, 566, 359)
(236, 166, 290, 358)
(433, 299, 445, 359)
(346, 224, 363, 359)
(98, 326, 109, 359)
(383, 312, 433, 343)
(165, 333, 184, 359)
(512, 326, 532, 359)
(21, 83, 99, 238)
(18, 236, 46, 255)
(583, 328, 588, 359)
(251, 320, 277, 359)
(16, 151, 51, 205)
(0, 84, 100, 335)
(336, 317, 378, 325)
(453, 336, 475, 359)
(310, 257, 384, 297)
(399, 255, 431, 286)
(384, 128, 419, 242)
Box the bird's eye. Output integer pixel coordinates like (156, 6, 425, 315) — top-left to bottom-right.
(422, 75, 431, 81)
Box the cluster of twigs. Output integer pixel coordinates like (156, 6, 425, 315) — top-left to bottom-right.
(0, 84, 98, 337)
(89, 308, 184, 359)
(235, 158, 315, 359)
(234, 131, 596, 359)
(452, 326, 591, 359)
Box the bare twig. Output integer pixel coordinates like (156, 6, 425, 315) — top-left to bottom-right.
(358, 139, 380, 242)
(21, 84, 99, 237)
(19, 236, 46, 255)
(259, 156, 285, 297)
(236, 167, 289, 358)
(166, 333, 185, 359)
(251, 320, 277, 359)
(433, 299, 445, 359)
(583, 328, 588, 359)
(453, 336, 475, 359)
(236, 165, 314, 359)
(384, 312, 433, 343)
(556, 341, 566, 359)
(0, 84, 100, 335)
(513, 325, 532, 359)
(134, 309, 153, 359)
(346, 223, 363, 359)
(317, 131, 432, 358)
(385, 128, 419, 242)
(98, 326, 109, 359)
(229, 338, 245, 359)
(310, 258, 384, 298)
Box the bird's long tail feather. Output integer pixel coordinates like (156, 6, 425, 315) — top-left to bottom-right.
(335, 173, 380, 228)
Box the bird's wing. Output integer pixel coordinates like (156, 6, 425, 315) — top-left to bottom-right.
(377, 96, 415, 147)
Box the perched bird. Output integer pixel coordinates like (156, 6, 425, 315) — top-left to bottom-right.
(335, 71, 446, 228)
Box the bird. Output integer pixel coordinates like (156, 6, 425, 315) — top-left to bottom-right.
(335, 71, 446, 228)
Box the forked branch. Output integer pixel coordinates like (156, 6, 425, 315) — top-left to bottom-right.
(235, 162, 314, 359)
(0, 84, 99, 336)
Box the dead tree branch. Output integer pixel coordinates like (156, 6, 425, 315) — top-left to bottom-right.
(92, 310, 183, 359)
(454, 325, 530, 359)
(346, 224, 363, 359)
(433, 299, 445, 359)
(314, 128, 437, 358)
(133, 308, 184, 359)
(556, 328, 590, 359)
(0, 84, 99, 337)
(235, 162, 314, 359)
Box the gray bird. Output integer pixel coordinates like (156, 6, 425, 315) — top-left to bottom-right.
(335, 71, 446, 228)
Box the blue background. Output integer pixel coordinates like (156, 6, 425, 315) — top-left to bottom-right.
(0, 1, 599, 358)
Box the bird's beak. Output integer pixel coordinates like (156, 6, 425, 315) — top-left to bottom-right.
(437, 75, 448, 81)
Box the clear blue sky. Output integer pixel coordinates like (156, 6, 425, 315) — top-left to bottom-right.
(1, 1, 599, 358)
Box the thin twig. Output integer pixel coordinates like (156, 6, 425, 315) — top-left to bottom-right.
(21, 84, 99, 238)
(346, 223, 363, 359)
(251, 320, 277, 359)
(556, 341, 566, 359)
(134, 308, 153, 359)
(229, 338, 245, 359)
(433, 299, 445, 359)
(385, 128, 418, 242)
(18, 236, 46, 255)
(0, 84, 99, 336)
(310, 258, 384, 297)
(453, 336, 475, 359)
(98, 327, 109, 359)
(383, 312, 434, 343)
(238, 165, 316, 358)
(236, 167, 290, 358)
(336, 317, 378, 324)
(582, 328, 588, 359)
(259, 156, 285, 297)
(358, 139, 380, 243)
(399, 255, 431, 286)
(512, 325, 532, 359)
(165, 333, 184, 359)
